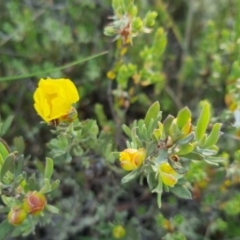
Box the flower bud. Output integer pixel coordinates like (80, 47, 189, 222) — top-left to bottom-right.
(23, 191, 47, 215)
(8, 206, 27, 226)
(159, 162, 178, 187)
(144, 11, 158, 27)
(132, 17, 143, 32)
(112, 225, 126, 239)
(104, 26, 116, 37)
(127, 5, 138, 16)
(165, 136, 173, 148)
(59, 107, 78, 124)
(119, 148, 146, 171)
(107, 71, 117, 80)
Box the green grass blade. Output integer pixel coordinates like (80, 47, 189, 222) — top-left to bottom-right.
(0, 51, 108, 82)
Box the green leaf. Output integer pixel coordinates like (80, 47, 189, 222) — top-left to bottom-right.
(176, 143, 196, 155)
(152, 179, 163, 208)
(196, 102, 210, 142)
(152, 122, 163, 141)
(196, 146, 218, 156)
(175, 132, 195, 145)
(168, 157, 187, 174)
(201, 123, 222, 148)
(147, 118, 155, 136)
(13, 136, 25, 154)
(144, 101, 160, 127)
(122, 124, 131, 137)
(0, 153, 15, 181)
(204, 156, 224, 166)
(27, 173, 37, 191)
(44, 157, 54, 181)
(45, 204, 59, 214)
(0, 219, 14, 239)
(131, 127, 143, 147)
(152, 129, 162, 142)
(51, 179, 60, 192)
(155, 149, 168, 164)
(0, 155, 3, 168)
(40, 178, 51, 194)
(1, 195, 14, 206)
(183, 152, 204, 161)
(176, 107, 191, 129)
(152, 178, 163, 194)
(140, 124, 148, 140)
(146, 113, 162, 136)
(0, 116, 14, 137)
(156, 192, 162, 209)
(35, 159, 45, 174)
(147, 172, 157, 190)
(170, 185, 192, 199)
(111, 152, 120, 159)
(121, 168, 141, 184)
(169, 119, 181, 140)
(153, 28, 167, 55)
(163, 115, 174, 135)
(0, 140, 10, 160)
(15, 154, 24, 177)
(0, 206, 9, 213)
(199, 134, 207, 146)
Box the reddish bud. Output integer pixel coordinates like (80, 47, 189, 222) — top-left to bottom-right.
(8, 206, 27, 226)
(23, 191, 47, 215)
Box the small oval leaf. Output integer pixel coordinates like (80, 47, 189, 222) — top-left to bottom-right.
(0, 116, 14, 137)
(0, 154, 15, 181)
(121, 168, 141, 184)
(0, 219, 14, 239)
(201, 123, 222, 148)
(196, 102, 210, 142)
(45, 204, 59, 214)
(170, 185, 192, 199)
(176, 107, 191, 129)
(0, 140, 10, 160)
(51, 179, 60, 192)
(144, 101, 160, 127)
(44, 157, 54, 181)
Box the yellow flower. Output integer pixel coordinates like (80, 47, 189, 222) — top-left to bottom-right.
(119, 148, 146, 171)
(33, 78, 79, 123)
(159, 162, 178, 187)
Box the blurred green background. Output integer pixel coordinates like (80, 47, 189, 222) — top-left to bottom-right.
(1, 0, 240, 239)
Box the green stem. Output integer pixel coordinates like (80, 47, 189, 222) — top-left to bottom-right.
(156, 0, 183, 48)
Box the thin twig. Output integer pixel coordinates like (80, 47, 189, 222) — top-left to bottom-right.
(165, 84, 183, 109)
(156, 0, 184, 48)
(183, 0, 195, 55)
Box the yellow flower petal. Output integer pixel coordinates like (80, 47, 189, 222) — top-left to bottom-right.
(119, 151, 132, 162)
(160, 172, 177, 187)
(159, 162, 177, 175)
(59, 79, 80, 103)
(159, 162, 178, 187)
(133, 148, 146, 166)
(120, 160, 137, 171)
(50, 97, 71, 119)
